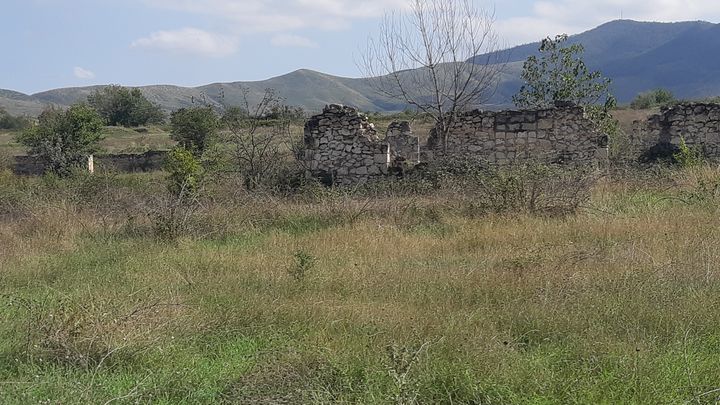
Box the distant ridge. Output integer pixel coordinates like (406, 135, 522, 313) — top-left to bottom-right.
(3, 19, 720, 116)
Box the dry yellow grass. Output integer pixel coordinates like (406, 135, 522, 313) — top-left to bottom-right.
(2, 167, 720, 403)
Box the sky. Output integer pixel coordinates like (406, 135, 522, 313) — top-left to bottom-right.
(3, 0, 720, 94)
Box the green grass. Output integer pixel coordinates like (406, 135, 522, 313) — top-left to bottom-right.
(2, 168, 720, 403)
(97, 126, 175, 154)
(0, 130, 23, 156)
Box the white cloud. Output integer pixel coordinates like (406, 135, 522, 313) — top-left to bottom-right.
(135, 0, 720, 53)
(143, 0, 408, 33)
(131, 28, 238, 57)
(497, 0, 720, 46)
(271, 34, 318, 48)
(73, 67, 95, 79)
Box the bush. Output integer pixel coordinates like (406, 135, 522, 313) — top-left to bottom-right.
(170, 107, 218, 156)
(414, 158, 595, 215)
(16, 105, 104, 176)
(673, 137, 703, 168)
(88, 85, 165, 127)
(154, 147, 206, 238)
(630, 88, 676, 110)
(164, 147, 204, 197)
(219, 88, 295, 190)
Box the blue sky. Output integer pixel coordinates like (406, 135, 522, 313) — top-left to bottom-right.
(3, 0, 720, 94)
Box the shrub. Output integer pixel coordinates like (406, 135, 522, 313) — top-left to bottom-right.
(16, 104, 104, 176)
(170, 107, 218, 156)
(153, 147, 205, 238)
(414, 158, 595, 215)
(630, 88, 676, 109)
(219, 88, 294, 190)
(673, 137, 703, 168)
(164, 147, 204, 197)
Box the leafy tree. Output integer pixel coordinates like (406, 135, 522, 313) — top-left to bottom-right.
(87, 85, 164, 127)
(514, 35, 615, 109)
(17, 105, 104, 175)
(169, 107, 218, 156)
(630, 88, 676, 109)
(513, 34, 618, 143)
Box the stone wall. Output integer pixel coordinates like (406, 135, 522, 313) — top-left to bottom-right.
(426, 107, 608, 167)
(631, 103, 720, 161)
(304, 104, 390, 186)
(12, 151, 167, 175)
(386, 121, 420, 165)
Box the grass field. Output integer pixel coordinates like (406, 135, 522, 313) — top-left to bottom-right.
(2, 164, 720, 403)
(0, 126, 176, 157)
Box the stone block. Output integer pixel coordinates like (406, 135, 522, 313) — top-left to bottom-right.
(537, 119, 553, 130)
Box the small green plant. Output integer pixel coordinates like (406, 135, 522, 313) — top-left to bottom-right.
(164, 147, 204, 197)
(288, 250, 317, 281)
(154, 147, 205, 238)
(673, 137, 703, 168)
(385, 342, 431, 404)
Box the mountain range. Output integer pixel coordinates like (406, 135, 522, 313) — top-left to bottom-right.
(2, 19, 720, 116)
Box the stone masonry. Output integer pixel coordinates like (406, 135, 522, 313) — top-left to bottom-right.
(631, 103, 720, 161)
(304, 104, 609, 185)
(12, 151, 167, 175)
(386, 121, 420, 164)
(304, 104, 390, 186)
(426, 107, 609, 166)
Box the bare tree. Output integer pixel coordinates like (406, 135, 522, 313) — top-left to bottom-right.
(361, 0, 504, 151)
(221, 88, 294, 190)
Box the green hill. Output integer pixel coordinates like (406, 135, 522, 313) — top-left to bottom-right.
(3, 19, 720, 116)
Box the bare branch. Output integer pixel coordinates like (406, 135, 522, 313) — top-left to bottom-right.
(359, 0, 505, 151)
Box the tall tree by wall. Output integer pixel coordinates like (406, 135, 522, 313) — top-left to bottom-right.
(513, 34, 618, 141)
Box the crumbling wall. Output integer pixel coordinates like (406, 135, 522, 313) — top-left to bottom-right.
(12, 151, 167, 175)
(303, 105, 390, 186)
(386, 121, 420, 164)
(426, 107, 608, 166)
(632, 103, 720, 161)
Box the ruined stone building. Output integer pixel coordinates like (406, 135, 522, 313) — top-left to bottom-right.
(303, 104, 609, 185)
